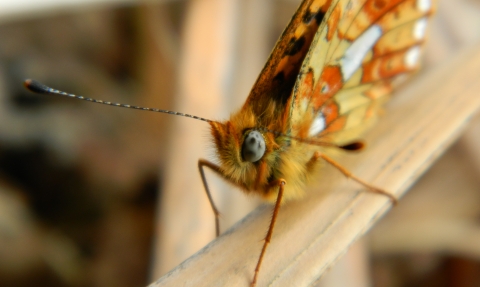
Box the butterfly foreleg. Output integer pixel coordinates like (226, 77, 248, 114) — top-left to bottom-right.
(198, 159, 226, 237)
(309, 151, 398, 204)
(251, 178, 286, 287)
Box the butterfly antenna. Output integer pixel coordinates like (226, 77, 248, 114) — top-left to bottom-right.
(257, 128, 364, 152)
(24, 79, 215, 124)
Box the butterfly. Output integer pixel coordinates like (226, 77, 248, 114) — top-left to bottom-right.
(24, 0, 436, 285)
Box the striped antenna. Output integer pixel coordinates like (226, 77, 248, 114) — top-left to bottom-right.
(255, 127, 364, 151)
(23, 79, 362, 151)
(23, 79, 215, 124)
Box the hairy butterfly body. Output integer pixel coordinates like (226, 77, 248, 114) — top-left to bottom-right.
(25, 0, 436, 285)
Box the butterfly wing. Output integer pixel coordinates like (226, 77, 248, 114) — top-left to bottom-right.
(288, 0, 436, 144)
(242, 0, 333, 127)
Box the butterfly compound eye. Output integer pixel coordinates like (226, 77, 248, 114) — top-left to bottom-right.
(242, 130, 266, 162)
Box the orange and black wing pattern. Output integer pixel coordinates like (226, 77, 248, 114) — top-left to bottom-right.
(242, 0, 435, 143)
(242, 0, 333, 125)
(287, 0, 436, 143)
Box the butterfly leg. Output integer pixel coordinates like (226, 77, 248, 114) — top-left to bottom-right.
(310, 152, 397, 204)
(198, 159, 225, 237)
(251, 179, 286, 287)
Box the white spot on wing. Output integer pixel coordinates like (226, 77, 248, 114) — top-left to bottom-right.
(405, 46, 421, 68)
(417, 0, 431, 12)
(414, 18, 427, 40)
(340, 25, 382, 81)
(309, 113, 326, 136)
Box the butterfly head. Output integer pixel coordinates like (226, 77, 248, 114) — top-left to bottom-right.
(210, 121, 268, 165)
(208, 113, 283, 188)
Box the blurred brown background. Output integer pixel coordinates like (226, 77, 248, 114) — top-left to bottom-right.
(0, 0, 479, 287)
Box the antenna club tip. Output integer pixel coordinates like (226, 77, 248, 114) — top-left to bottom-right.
(23, 78, 32, 88)
(340, 141, 365, 151)
(24, 79, 49, 94)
